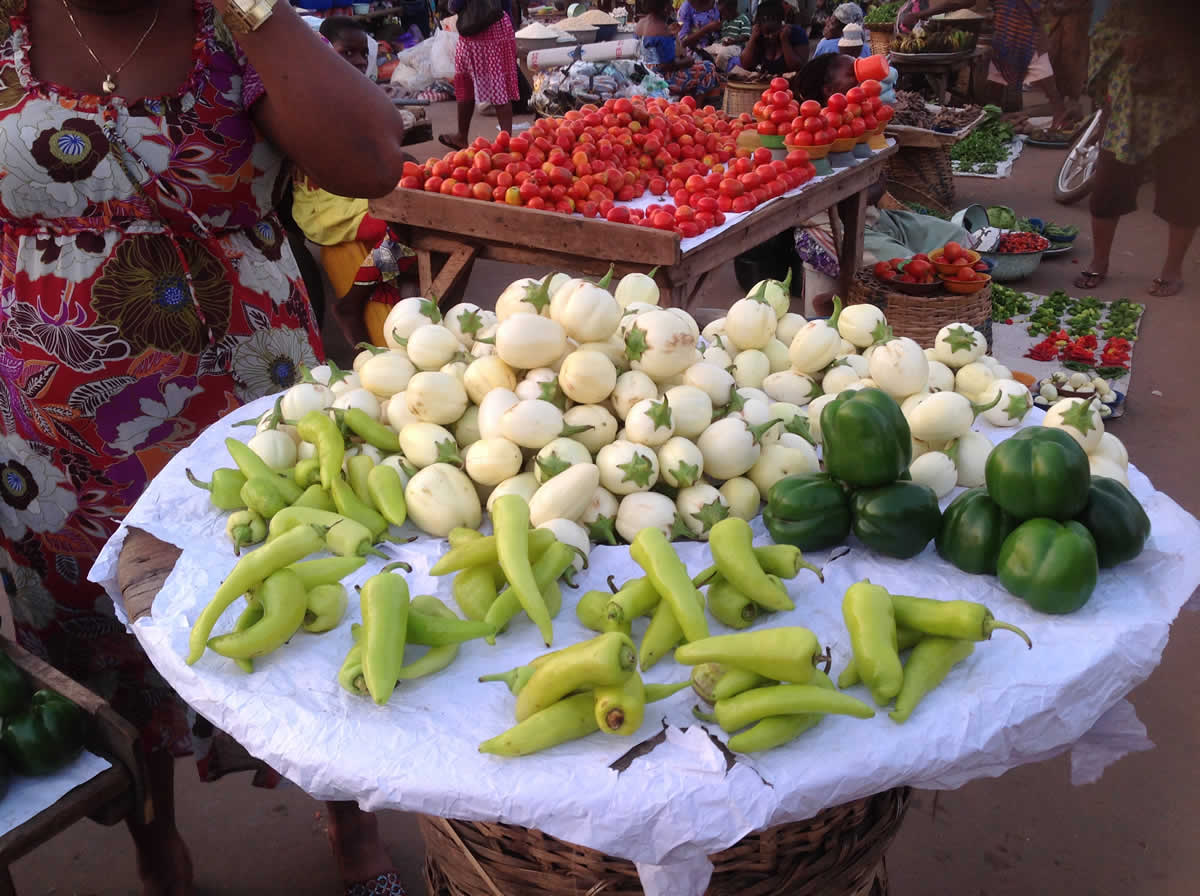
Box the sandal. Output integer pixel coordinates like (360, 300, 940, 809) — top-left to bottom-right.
(1149, 277, 1184, 297)
(437, 134, 467, 151)
(345, 871, 407, 896)
(1075, 270, 1106, 289)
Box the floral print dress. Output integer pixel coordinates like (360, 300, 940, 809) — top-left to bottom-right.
(0, 0, 323, 757)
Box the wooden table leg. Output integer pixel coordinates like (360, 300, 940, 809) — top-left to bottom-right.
(836, 188, 868, 301)
(428, 244, 478, 309)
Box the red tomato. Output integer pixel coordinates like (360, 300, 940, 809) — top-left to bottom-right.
(526, 196, 546, 210)
(606, 206, 630, 223)
(877, 105, 895, 122)
(616, 184, 637, 201)
(791, 130, 814, 147)
(713, 210, 726, 226)
(769, 108, 793, 126)
(845, 103, 863, 120)
(785, 149, 810, 168)
(720, 177, 745, 197)
(399, 175, 421, 190)
(770, 77, 790, 91)
(731, 195, 755, 213)
(873, 261, 893, 279)
(678, 221, 702, 238)
(800, 99, 822, 117)
(860, 79, 882, 98)
(837, 125, 853, 139)
(695, 210, 716, 229)
(912, 253, 931, 263)
(862, 115, 879, 131)
(750, 147, 771, 166)
(696, 195, 719, 212)
(906, 258, 933, 279)
(973, 262, 990, 273)
(470, 181, 491, 201)
(825, 111, 843, 129)
(739, 171, 762, 190)
(943, 241, 963, 261)
(851, 118, 867, 137)
(756, 121, 778, 136)
(846, 86, 865, 105)
(754, 164, 776, 182)
(651, 210, 675, 230)
(648, 176, 668, 195)
(675, 204, 697, 221)
(424, 176, 443, 193)
(717, 194, 733, 211)
(771, 90, 791, 107)
(804, 116, 825, 133)
(674, 189, 692, 208)
(451, 182, 471, 198)
(827, 93, 848, 112)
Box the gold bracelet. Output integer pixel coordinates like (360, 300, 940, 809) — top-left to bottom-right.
(223, 0, 277, 34)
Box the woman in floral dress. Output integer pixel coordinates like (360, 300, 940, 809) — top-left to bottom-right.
(0, 0, 410, 892)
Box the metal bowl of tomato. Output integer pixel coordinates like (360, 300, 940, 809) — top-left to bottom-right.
(977, 231, 1050, 282)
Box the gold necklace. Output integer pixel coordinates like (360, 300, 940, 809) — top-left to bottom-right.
(58, 0, 163, 95)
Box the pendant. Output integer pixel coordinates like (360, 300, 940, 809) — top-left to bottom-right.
(101, 74, 116, 95)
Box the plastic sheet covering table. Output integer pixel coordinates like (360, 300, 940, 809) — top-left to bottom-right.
(91, 395, 1200, 896)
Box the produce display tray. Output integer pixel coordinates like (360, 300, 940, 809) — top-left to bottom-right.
(953, 136, 1026, 178)
(889, 50, 974, 63)
(886, 105, 987, 148)
(0, 752, 113, 839)
(89, 396, 1200, 896)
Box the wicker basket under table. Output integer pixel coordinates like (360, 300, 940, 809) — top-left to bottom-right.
(885, 144, 956, 209)
(421, 787, 911, 896)
(722, 81, 770, 119)
(866, 24, 893, 56)
(848, 270, 993, 349)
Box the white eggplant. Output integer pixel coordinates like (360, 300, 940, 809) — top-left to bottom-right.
(596, 439, 659, 495)
(1044, 396, 1104, 453)
(1089, 455, 1130, 487)
(529, 462, 600, 526)
(486, 472, 540, 514)
(496, 313, 568, 371)
(405, 324, 460, 371)
(788, 299, 844, 374)
(675, 483, 731, 539)
(933, 323, 986, 369)
(495, 276, 553, 321)
(748, 440, 819, 494)
(463, 438, 524, 487)
(926, 359, 955, 393)
(443, 302, 485, 348)
(611, 370, 658, 419)
(500, 399, 567, 450)
(535, 519, 590, 572)
(731, 349, 770, 389)
(980, 379, 1032, 427)
(663, 385, 712, 440)
(405, 371, 468, 425)
(331, 388, 381, 421)
(657, 436, 705, 487)
(462, 356, 518, 405)
(1092, 431, 1129, 469)
(613, 271, 661, 309)
(837, 304, 889, 348)
(950, 430, 992, 487)
(454, 405, 481, 447)
(281, 381, 334, 421)
(386, 393, 419, 431)
(684, 361, 735, 408)
(805, 393, 838, 444)
(405, 463, 481, 536)
(383, 296, 443, 349)
(579, 486, 620, 544)
(558, 350, 618, 405)
(909, 451, 958, 498)
(625, 309, 697, 380)
(908, 390, 999, 444)
(562, 404, 618, 454)
(399, 422, 461, 469)
(818, 362, 861, 397)
(719, 477, 761, 520)
(617, 491, 678, 543)
(248, 429, 296, 471)
(954, 362, 995, 402)
(775, 312, 807, 347)
(868, 337, 929, 399)
(724, 295, 777, 351)
(550, 279, 622, 343)
(696, 416, 777, 480)
(762, 370, 821, 406)
(534, 437, 592, 483)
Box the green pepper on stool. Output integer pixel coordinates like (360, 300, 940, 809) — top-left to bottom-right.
(1, 689, 88, 776)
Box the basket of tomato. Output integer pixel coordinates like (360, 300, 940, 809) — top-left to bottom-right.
(977, 231, 1050, 282)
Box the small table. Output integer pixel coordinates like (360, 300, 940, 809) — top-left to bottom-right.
(889, 47, 987, 104)
(369, 142, 898, 311)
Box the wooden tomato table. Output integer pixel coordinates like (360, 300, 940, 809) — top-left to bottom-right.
(369, 142, 898, 311)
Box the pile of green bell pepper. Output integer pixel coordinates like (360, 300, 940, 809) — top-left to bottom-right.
(0, 652, 89, 789)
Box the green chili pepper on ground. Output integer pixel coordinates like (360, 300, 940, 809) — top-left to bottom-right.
(303, 583, 348, 633)
(644, 681, 690, 702)
(346, 455, 375, 507)
(339, 407, 402, 453)
(726, 670, 836, 753)
(189, 525, 324, 664)
(479, 692, 598, 757)
(453, 566, 498, 622)
(709, 517, 794, 612)
(478, 665, 539, 695)
(675, 627, 819, 683)
(367, 465, 408, 527)
(240, 476, 294, 519)
(605, 577, 660, 628)
(431, 528, 557, 576)
(208, 568, 307, 660)
(225, 438, 304, 503)
(890, 637, 975, 723)
(293, 484, 337, 512)
(692, 545, 822, 588)
(630, 527, 709, 644)
(842, 580, 903, 706)
(890, 594, 1032, 648)
(838, 626, 921, 689)
(577, 590, 631, 637)
(268, 507, 383, 559)
(225, 509, 267, 556)
(690, 663, 773, 704)
(638, 586, 704, 671)
(594, 671, 645, 735)
(229, 600, 264, 673)
(293, 457, 322, 489)
(448, 527, 483, 547)
(360, 567, 411, 705)
(338, 636, 368, 697)
(395, 596, 462, 680)
(485, 541, 577, 642)
(706, 679, 874, 732)
(289, 556, 366, 590)
(493, 495, 554, 646)
(297, 410, 345, 492)
(515, 631, 637, 722)
(705, 576, 760, 629)
(331, 477, 389, 540)
(406, 603, 495, 647)
(186, 468, 247, 511)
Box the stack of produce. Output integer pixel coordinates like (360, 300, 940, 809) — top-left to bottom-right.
(889, 90, 980, 132)
(950, 108, 1014, 174)
(783, 81, 893, 150)
(0, 651, 88, 792)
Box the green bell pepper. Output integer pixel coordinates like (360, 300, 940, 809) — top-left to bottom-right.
(1075, 476, 1151, 568)
(984, 426, 1090, 521)
(1, 689, 88, 776)
(997, 519, 1098, 614)
(820, 388, 912, 489)
(0, 651, 30, 717)
(935, 487, 1018, 575)
(764, 473, 851, 552)
(850, 481, 941, 559)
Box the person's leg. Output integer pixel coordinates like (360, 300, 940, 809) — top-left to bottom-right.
(1077, 215, 1118, 288)
(1077, 148, 1138, 288)
(126, 752, 193, 896)
(1149, 126, 1199, 295)
(327, 801, 397, 886)
(495, 101, 513, 134)
(1150, 224, 1196, 295)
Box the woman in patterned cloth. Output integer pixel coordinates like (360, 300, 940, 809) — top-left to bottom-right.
(0, 0, 411, 893)
(437, 0, 520, 149)
(636, 0, 723, 103)
(1073, 0, 1200, 296)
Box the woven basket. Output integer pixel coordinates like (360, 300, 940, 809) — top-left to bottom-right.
(865, 24, 893, 56)
(849, 270, 993, 349)
(885, 145, 955, 208)
(723, 81, 769, 119)
(420, 787, 910, 896)
(883, 180, 951, 218)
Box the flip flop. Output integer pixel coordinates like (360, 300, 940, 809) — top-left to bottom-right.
(437, 134, 467, 151)
(345, 871, 407, 896)
(1149, 277, 1184, 297)
(1075, 270, 1106, 289)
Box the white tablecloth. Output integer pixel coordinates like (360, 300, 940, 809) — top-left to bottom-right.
(90, 396, 1200, 895)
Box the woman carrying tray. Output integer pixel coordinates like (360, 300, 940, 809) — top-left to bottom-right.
(0, 0, 411, 892)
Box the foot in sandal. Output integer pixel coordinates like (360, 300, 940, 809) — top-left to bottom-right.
(1149, 277, 1185, 297)
(1074, 270, 1106, 290)
(437, 133, 467, 151)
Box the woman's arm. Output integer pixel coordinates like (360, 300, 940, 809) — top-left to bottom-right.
(780, 27, 805, 69)
(683, 18, 722, 47)
(739, 23, 764, 68)
(229, 1, 409, 199)
(899, 0, 972, 30)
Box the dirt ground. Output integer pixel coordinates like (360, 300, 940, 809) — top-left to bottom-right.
(12, 100, 1199, 896)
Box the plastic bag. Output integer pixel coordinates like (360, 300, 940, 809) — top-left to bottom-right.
(430, 28, 459, 81)
(390, 38, 437, 92)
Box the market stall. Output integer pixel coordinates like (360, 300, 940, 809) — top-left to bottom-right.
(883, 92, 987, 209)
(88, 281, 1200, 895)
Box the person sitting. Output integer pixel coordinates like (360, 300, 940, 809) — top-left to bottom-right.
(637, 0, 724, 102)
(678, 0, 722, 49)
(696, 0, 751, 70)
(292, 17, 418, 345)
(810, 1, 868, 57)
(790, 54, 971, 315)
(837, 22, 866, 56)
(738, 0, 809, 76)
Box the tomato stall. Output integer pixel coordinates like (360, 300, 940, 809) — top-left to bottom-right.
(90, 277, 1200, 894)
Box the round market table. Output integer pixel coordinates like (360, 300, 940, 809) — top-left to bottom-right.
(93, 395, 1200, 896)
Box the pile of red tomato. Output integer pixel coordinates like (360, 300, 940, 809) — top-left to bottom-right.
(783, 80, 893, 149)
(873, 255, 937, 285)
(751, 77, 800, 138)
(398, 95, 820, 237)
(936, 241, 991, 283)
